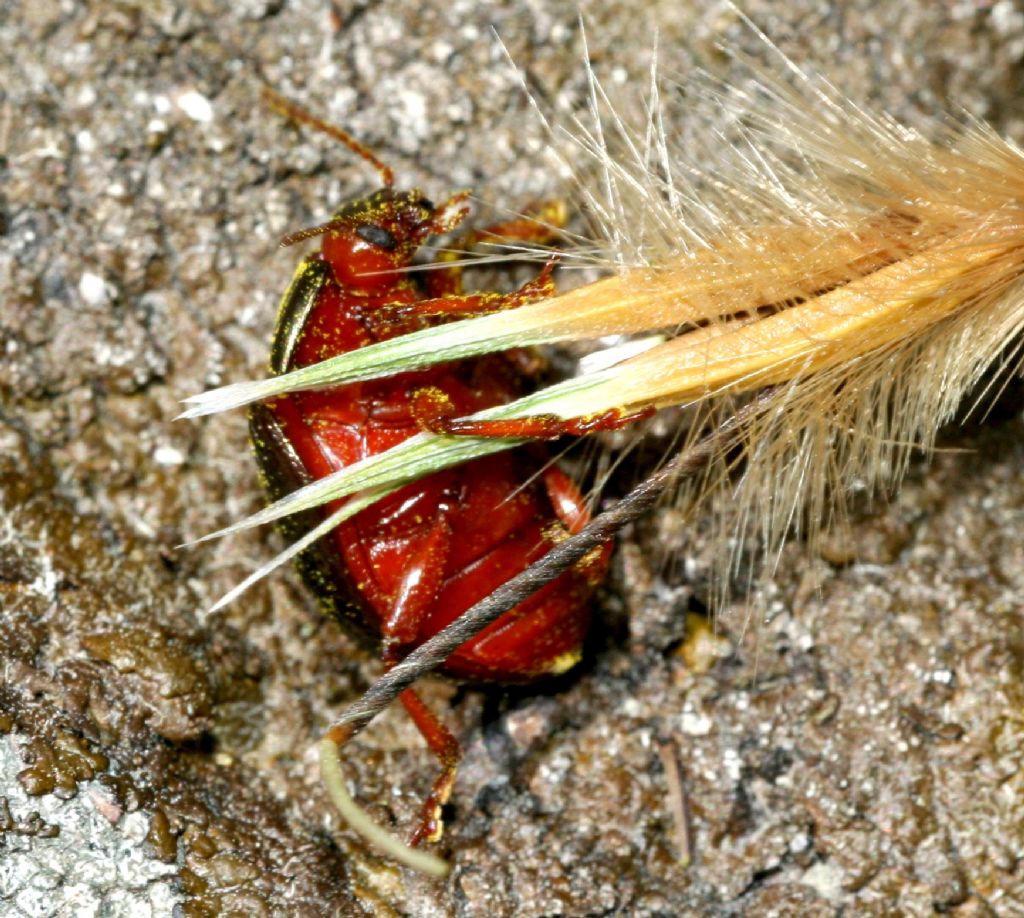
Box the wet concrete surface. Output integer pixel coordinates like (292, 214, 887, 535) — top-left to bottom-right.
(3, 1, 1024, 915)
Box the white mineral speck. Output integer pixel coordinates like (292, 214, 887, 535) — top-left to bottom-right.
(789, 830, 812, 853)
(153, 445, 186, 467)
(679, 709, 712, 736)
(992, 0, 1024, 35)
(621, 698, 643, 717)
(76, 130, 95, 153)
(78, 272, 109, 306)
(396, 90, 428, 142)
(800, 861, 845, 902)
(177, 89, 214, 123)
(722, 747, 742, 781)
(29, 564, 59, 600)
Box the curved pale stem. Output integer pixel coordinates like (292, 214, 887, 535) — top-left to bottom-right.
(317, 737, 450, 878)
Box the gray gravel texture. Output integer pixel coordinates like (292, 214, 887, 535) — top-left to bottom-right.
(3, 1, 1024, 915)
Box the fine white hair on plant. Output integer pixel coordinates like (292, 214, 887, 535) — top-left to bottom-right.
(185, 20, 1024, 615)
(547, 21, 1024, 600)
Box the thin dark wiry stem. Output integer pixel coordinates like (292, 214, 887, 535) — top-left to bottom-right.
(327, 400, 763, 743)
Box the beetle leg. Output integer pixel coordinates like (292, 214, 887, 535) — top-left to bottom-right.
(385, 258, 557, 321)
(424, 199, 566, 298)
(540, 465, 590, 535)
(416, 405, 656, 439)
(381, 515, 451, 653)
(409, 386, 459, 432)
(541, 465, 614, 582)
(378, 512, 464, 847)
(398, 688, 462, 847)
(319, 722, 450, 876)
(317, 508, 459, 869)
(450, 200, 566, 257)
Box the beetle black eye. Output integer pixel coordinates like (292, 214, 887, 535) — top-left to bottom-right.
(356, 224, 398, 251)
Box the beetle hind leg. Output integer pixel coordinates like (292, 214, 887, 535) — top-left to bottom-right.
(399, 688, 462, 846)
(319, 722, 450, 876)
(317, 511, 463, 873)
(379, 512, 462, 846)
(316, 689, 462, 871)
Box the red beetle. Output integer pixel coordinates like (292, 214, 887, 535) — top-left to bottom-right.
(248, 92, 621, 869)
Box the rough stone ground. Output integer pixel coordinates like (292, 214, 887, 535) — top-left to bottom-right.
(3, 1, 1024, 915)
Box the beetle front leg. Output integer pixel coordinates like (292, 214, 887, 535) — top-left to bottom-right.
(412, 403, 656, 439)
(424, 199, 566, 299)
(386, 259, 556, 321)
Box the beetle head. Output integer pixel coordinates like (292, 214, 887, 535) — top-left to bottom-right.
(310, 188, 469, 290)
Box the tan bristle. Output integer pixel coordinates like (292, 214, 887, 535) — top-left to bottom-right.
(186, 26, 1024, 614)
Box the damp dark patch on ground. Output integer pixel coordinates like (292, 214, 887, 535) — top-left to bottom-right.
(2, 2, 1024, 915)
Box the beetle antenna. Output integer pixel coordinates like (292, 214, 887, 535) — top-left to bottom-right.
(278, 218, 349, 248)
(261, 86, 396, 188)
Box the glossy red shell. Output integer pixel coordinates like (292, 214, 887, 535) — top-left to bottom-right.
(259, 235, 607, 683)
